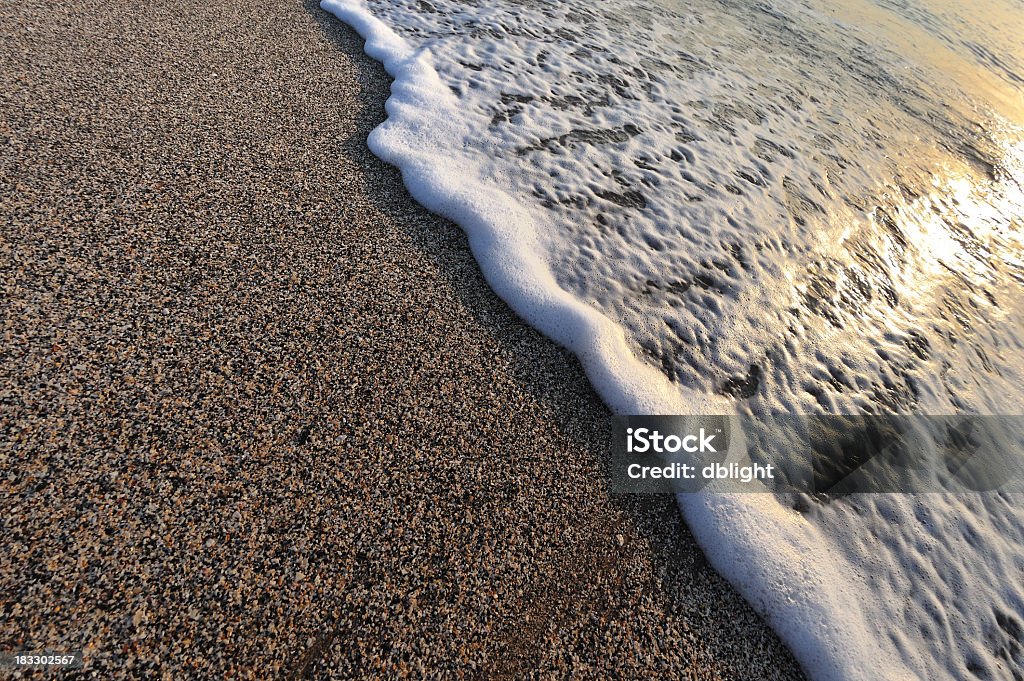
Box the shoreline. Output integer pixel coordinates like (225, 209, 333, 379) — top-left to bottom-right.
(1, 0, 804, 677)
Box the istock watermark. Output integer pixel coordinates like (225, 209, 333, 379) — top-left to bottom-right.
(625, 426, 719, 454)
(611, 414, 1024, 494)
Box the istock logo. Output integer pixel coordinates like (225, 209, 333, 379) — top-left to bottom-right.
(626, 427, 718, 454)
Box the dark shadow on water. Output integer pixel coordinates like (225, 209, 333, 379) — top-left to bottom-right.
(300, 1, 806, 678)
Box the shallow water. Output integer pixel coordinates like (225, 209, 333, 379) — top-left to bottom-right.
(322, 0, 1024, 677)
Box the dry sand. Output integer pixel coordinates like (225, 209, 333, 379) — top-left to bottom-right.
(0, 0, 806, 677)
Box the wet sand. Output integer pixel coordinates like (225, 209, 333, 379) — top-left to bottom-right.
(0, 0, 805, 677)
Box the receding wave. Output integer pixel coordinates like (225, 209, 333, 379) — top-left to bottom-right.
(321, 0, 1024, 677)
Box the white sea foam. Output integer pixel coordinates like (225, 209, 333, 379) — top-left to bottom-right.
(320, 0, 1024, 677)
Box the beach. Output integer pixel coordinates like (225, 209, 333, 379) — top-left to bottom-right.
(0, 0, 804, 678)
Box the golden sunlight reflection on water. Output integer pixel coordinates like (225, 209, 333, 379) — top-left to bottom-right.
(898, 128, 1024, 318)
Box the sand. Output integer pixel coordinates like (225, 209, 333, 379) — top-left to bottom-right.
(0, 0, 805, 677)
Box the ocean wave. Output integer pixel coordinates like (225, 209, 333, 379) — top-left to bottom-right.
(320, 0, 1024, 677)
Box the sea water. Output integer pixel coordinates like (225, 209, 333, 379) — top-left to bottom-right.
(320, 0, 1024, 677)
